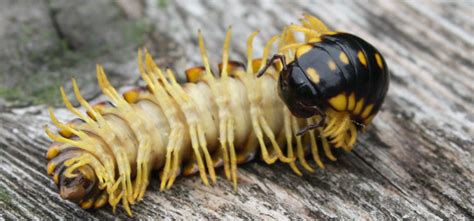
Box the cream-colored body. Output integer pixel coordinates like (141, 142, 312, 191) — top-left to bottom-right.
(102, 75, 284, 173)
(45, 15, 362, 216)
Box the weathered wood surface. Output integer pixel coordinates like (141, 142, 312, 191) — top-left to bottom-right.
(1, 0, 473, 220)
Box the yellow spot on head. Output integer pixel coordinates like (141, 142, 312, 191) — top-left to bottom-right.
(375, 53, 384, 69)
(306, 67, 320, 83)
(357, 51, 367, 67)
(348, 93, 356, 110)
(328, 60, 337, 71)
(329, 93, 347, 111)
(296, 45, 313, 58)
(361, 104, 374, 119)
(339, 51, 349, 64)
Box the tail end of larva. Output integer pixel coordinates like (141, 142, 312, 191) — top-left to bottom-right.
(46, 141, 108, 210)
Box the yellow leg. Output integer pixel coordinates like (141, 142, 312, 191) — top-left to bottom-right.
(252, 113, 278, 164)
(59, 86, 96, 127)
(279, 27, 298, 52)
(307, 118, 324, 169)
(140, 52, 194, 191)
(221, 27, 232, 78)
(122, 192, 132, 216)
(300, 18, 315, 41)
(346, 123, 358, 150)
(48, 108, 90, 141)
(133, 162, 143, 201)
(108, 176, 123, 209)
(71, 79, 106, 124)
(96, 65, 123, 106)
(166, 68, 216, 184)
(333, 115, 350, 137)
(260, 35, 279, 68)
(259, 115, 294, 163)
(116, 175, 132, 215)
(198, 30, 216, 81)
(292, 117, 314, 172)
(133, 137, 151, 201)
(160, 128, 178, 191)
(331, 131, 346, 147)
(197, 124, 216, 183)
(319, 128, 336, 161)
(138, 160, 150, 200)
(219, 118, 231, 180)
(189, 124, 209, 186)
(97, 66, 137, 207)
(63, 156, 89, 178)
(199, 30, 235, 182)
(323, 117, 343, 137)
(69, 78, 118, 191)
(243, 31, 288, 164)
(303, 14, 330, 33)
(245, 31, 260, 74)
(44, 127, 95, 154)
(166, 132, 183, 189)
(284, 108, 302, 176)
(227, 118, 238, 189)
(324, 115, 338, 134)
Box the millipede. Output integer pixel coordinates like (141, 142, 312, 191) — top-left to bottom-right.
(45, 15, 389, 216)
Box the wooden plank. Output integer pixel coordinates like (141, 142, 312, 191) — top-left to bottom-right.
(0, 0, 472, 219)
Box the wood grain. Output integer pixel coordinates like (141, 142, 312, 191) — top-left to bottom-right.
(0, 0, 472, 219)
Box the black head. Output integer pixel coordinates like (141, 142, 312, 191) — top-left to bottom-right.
(278, 63, 324, 118)
(256, 54, 325, 119)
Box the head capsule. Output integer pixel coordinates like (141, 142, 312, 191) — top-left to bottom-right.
(257, 54, 325, 119)
(279, 64, 325, 118)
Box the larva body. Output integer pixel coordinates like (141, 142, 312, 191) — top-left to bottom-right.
(45, 16, 373, 215)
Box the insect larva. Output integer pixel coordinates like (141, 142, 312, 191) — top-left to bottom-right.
(45, 16, 368, 216)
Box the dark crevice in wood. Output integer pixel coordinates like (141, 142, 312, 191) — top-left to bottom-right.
(352, 150, 410, 198)
(45, 0, 75, 51)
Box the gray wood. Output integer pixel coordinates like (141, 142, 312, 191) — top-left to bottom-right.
(0, 0, 473, 219)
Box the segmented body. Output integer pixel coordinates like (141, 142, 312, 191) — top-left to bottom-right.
(45, 16, 376, 215)
(279, 32, 389, 126)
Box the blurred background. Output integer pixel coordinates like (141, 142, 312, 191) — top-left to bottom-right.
(0, 0, 300, 107)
